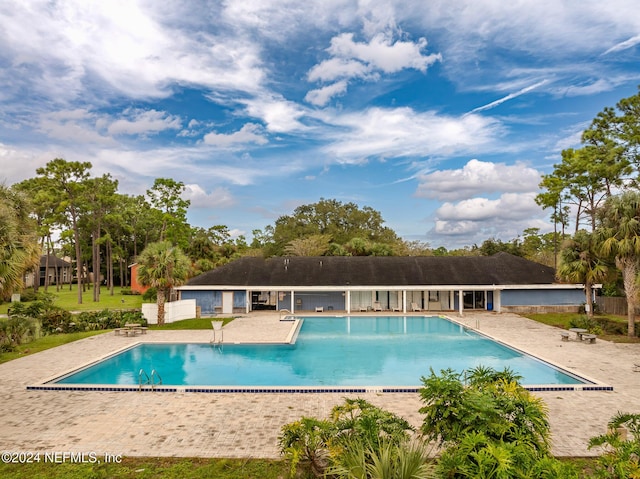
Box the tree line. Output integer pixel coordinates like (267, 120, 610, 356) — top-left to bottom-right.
(1, 161, 249, 306)
(537, 86, 640, 337)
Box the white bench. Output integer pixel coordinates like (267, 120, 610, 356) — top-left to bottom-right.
(582, 334, 597, 344)
(560, 331, 570, 341)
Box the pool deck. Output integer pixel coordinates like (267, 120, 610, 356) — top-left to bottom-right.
(0, 312, 639, 459)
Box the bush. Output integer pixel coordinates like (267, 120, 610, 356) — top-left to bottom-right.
(19, 289, 56, 303)
(73, 309, 146, 331)
(593, 317, 633, 336)
(419, 366, 578, 478)
(39, 308, 73, 334)
(120, 287, 140, 296)
(279, 398, 424, 478)
(142, 287, 157, 302)
(569, 315, 603, 335)
(589, 412, 640, 478)
(0, 316, 38, 352)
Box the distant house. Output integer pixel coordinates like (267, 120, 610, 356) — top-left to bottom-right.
(24, 255, 73, 288)
(129, 263, 150, 295)
(175, 253, 589, 316)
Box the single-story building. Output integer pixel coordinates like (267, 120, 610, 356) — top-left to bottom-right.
(129, 263, 150, 295)
(176, 253, 589, 315)
(23, 255, 73, 288)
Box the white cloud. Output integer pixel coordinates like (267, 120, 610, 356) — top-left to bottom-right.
(324, 108, 503, 163)
(37, 109, 114, 145)
(431, 192, 550, 243)
(328, 32, 439, 74)
(433, 220, 479, 236)
(107, 109, 182, 136)
(0, 0, 266, 104)
(305, 81, 349, 107)
(415, 159, 542, 201)
(307, 58, 370, 83)
(306, 31, 441, 105)
(203, 123, 268, 147)
(241, 95, 307, 133)
(436, 193, 541, 222)
(0, 143, 52, 185)
(183, 184, 235, 208)
(603, 34, 640, 55)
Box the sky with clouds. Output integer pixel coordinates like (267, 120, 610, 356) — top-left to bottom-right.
(1, 0, 640, 249)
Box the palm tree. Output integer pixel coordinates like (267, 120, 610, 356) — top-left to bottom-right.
(136, 241, 191, 325)
(557, 230, 611, 318)
(0, 186, 40, 300)
(597, 192, 640, 337)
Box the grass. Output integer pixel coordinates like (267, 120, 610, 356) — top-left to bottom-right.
(148, 317, 234, 330)
(0, 317, 234, 365)
(0, 457, 290, 479)
(0, 330, 107, 365)
(0, 456, 599, 479)
(0, 286, 144, 314)
(521, 312, 640, 343)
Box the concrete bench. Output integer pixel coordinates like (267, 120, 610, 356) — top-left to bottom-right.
(560, 331, 570, 341)
(582, 334, 597, 343)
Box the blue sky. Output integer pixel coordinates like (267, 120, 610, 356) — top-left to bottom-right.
(1, 1, 640, 249)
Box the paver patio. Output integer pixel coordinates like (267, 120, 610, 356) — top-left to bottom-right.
(0, 312, 638, 459)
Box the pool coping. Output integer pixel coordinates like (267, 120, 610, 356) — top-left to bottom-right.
(4, 311, 639, 458)
(444, 315, 610, 390)
(27, 315, 613, 393)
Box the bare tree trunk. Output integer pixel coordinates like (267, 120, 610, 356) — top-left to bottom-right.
(108, 240, 114, 296)
(92, 230, 100, 302)
(71, 210, 83, 304)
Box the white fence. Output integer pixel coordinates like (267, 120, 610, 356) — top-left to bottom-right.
(142, 299, 197, 324)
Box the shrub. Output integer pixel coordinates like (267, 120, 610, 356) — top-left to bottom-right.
(331, 397, 414, 450)
(569, 315, 603, 335)
(19, 289, 55, 303)
(419, 366, 578, 478)
(279, 398, 423, 478)
(39, 308, 73, 334)
(74, 309, 146, 331)
(327, 437, 435, 479)
(120, 287, 140, 296)
(0, 316, 38, 352)
(419, 366, 549, 450)
(589, 412, 640, 478)
(279, 417, 335, 477)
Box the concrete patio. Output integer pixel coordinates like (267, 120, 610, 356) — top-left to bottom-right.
(0, 312, 638, 459)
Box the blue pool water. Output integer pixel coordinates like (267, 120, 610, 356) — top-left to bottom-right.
(54, 316, 587, 387)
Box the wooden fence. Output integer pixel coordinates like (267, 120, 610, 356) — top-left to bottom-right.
(596, 296, 640, 316)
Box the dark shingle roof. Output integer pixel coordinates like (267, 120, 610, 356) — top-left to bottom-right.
(40, 255, 71, 267)
(186, 253, 557, 287)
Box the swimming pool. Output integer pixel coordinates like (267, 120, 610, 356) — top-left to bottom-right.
(47, 316, 595, 391)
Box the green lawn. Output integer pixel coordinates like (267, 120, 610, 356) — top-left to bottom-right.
(0, 286, 144, 314)
(521, 312, 640, 343)
(0, 457, 290, 479)
(0, 330, 107, 365)
(148, 317, 233, 330)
